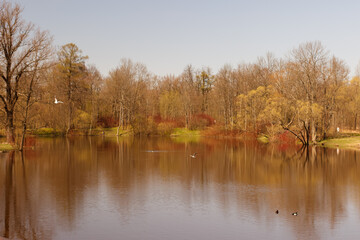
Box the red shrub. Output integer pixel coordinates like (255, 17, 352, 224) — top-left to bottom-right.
(190, 114, 215, 129)
(277, 131, 296, 143)
(97, 116, 117, 128)
(275, 131, 297, 151)
(152, 115, 184, 128)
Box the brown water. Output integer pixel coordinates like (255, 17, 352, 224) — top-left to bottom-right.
(1, 136, 360, 240)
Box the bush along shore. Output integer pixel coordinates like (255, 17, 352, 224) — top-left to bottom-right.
(0, 143, 15, 151)
(2, 126, 360, 152)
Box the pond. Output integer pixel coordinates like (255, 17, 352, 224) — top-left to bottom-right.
(1, 136, 360, 240)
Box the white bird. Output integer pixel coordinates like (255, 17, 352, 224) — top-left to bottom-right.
(190, 152, 197, 158)
(54, 97, 63, 104)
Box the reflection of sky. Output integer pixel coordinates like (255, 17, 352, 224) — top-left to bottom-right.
(15, 0, 360, 77)
(1, 138, 360, 239)
(57, 175, 295, 240)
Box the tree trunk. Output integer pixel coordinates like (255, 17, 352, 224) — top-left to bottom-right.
(67, 102, 73, 134)
(67, 75, 72, 134)
(354, 113, 357, 130)
(310, 93, 317, 143)
(20, 73, 36, 151)
(6, 111, 15, 145)
(89, 103, 93, 136)
(311, 120, 316, 143)
(20, 116, 28, 151)
(117, 105, 121, 136)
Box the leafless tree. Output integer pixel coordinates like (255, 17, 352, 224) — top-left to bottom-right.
(0, 1, 52, 145)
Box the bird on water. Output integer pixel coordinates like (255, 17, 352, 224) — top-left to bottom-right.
(291, 212, 298, 216)
(275, 210, 279, 214)
(190, 152, 197, 158)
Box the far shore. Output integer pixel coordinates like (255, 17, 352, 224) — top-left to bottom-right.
(2, 127, 360, 151)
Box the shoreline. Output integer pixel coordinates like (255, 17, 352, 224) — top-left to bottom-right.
(2, 128, 360, 151)
(318, 135, 360, 150)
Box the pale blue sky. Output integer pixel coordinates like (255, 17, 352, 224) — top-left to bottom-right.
(16, 0, 360, 77)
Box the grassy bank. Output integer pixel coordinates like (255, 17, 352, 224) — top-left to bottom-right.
(0, 143, 15, 151)
(29, 127, 133, 137)
(319, 136, 360, 149)
(31, 128, 64, 136)
(102, 127, 132, 136)
(169, 128, 201, 143)
(170, 128, 201, 137)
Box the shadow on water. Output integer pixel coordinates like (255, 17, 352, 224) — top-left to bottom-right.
(1, 137, 360, 239)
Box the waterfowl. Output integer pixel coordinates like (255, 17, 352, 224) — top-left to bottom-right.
(275, 210, 279, 214)
(291, 212, 298, 216)
(54, 97, 63, 104)
(190, 152, 197, 158)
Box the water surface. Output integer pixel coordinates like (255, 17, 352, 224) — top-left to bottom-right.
(1, 137, 360, 240)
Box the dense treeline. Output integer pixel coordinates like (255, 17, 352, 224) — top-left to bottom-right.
(0, 1, 358, 146)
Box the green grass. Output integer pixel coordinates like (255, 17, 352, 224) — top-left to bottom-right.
(32, 128, 63, 136)
(170, 128, 201, 137)
(102, 127, 132, 136)
(170, 128, 201, 143)
(257, 135, 269, 144)
(319, 136, 360, 149)
(0, 143, 15, 151)
(30, 127, 133, 137)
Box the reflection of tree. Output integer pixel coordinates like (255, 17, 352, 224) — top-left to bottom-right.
(99, 140, 360, 239)
(1, 151, 52, 240)
(1, 138, 360, 239)
(3, 151, 14, 238)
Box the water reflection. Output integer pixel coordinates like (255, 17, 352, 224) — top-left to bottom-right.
(1, 137, 360, 239)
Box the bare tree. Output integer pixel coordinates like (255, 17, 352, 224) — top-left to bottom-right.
(215, 65, 237, 129)
(105, 59, 151, 135)
(85, 65, 102, 135)
(179, 65, 198, 128)
(280, 42, 328, 144)
(19, 64, 45, 150)
(106, 59, 133, 134)
(0, 1, 52, 145)
(320, 57, 348, 138)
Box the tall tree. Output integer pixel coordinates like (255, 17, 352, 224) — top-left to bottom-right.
(179, 65, 198, 128)
(19, 63, 50, 150)
(347, 77, 360, 130)
(215, 65, 237, 129)
(319, 57, 348, 137)
(56, 43, 88, 133)
(85, 65, 102, 134)
(105, 59, 151, 134)
(196, 68, 214, 113)
(282, 42, 328, 144)
(106, 59, 133, 133)
(0, 1, 52, 144)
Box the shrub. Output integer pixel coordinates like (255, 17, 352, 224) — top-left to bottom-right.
(190, 114, 215, 130)
(97, 116, 117, 128)
(74, 110, 91, 129)
(158, 122, 178, 135)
